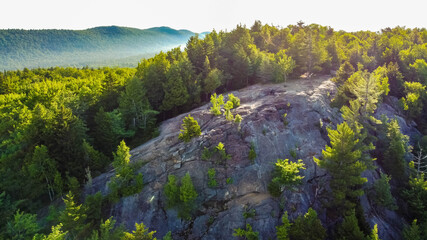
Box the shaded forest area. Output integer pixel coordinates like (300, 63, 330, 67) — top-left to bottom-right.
(1, 21, 427, 239)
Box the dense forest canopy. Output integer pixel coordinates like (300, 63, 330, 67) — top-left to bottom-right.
(1, 21, 427, 239)
(0, 26, 197, 70)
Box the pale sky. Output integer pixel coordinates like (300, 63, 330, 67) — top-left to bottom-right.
(1, 0, 425, 33)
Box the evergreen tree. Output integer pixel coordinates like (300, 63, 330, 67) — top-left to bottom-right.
(334, 61, 355, 85)
(336, 210, 365, 240)
(160, 61, 190, 112)
(268, 159, 305, 197)
(113, 140, 132, 180)
(276, 212, 290, 240)
(402, 219, 421, 240)
(233, 224, 259, 240)
(119, 78, 156, 130)
(122, 222, 156, 240)
(210, 93, 224, 116)
(289, 208, 326, 240)
(372, 173, 397, 210)
(179, 173, 198, 219)
(59, 191, 87, 237)
(28, 145, 58, 201)
(314, 122, 368, 212)
(383, 119, 409, 181)
(178, 115, 201, 142)
(203, 69, 223, 96)
(164, 175, 179, 208)
(6, 210, 40, 240)
(367, 224, 381, 240)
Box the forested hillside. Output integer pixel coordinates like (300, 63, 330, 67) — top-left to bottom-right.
(0, 26, 196, 70)
(1, 21, 427, 239)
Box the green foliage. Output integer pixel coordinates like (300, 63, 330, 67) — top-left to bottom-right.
(333, 61, 355, 85)
(203, 69, 223, 95)
(216, 142, 232, 161)
(289, 148, 297, 159)
(233, 224, 259, 240)
(122, 222, 157, 240)
(162, 231, 172, 240)
(210, 93, 224, 116)
(33, 224, 67, 240)
(248, 143, 257, 163)
(108, 141, 143, 201)
(179, 173, 198, 220)
(234, 114, 243, 124)
(367, 224, 381, 240)
(276, 212, 290, 240)
(228, 93, 241, 109)
(6, 210, 40, 240)
(164, 175, 179, 208)
(400, 81, 426, 119)
(164, 173, 198, 220)
(84, 192, 103, 229)
(224, 101, 234, 121)
(243, 207, 256, 219)
(383, 119, 409, 181)
(282, 113, 289, 127)
(178, 114, 201, 142)
(268, 158, 305, 197)
(226, 178, 234, 185)
(207, 168, 218, 188)
(403, 219, 421, 240)
(289, 208, 326, 240)
(336, 210, 365, 240)
(402, 174, 427, 221)
(59, 191, 87, 237)
(411, 59, 427, 84)
(372, 173, 397, 210)
(201, 147, 214, 160)
(314, 122, 369, 212)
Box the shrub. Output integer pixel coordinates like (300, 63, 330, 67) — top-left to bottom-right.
(216, 142, 231, 161)
(268, 159, 305, 197)
(210, 93, 224, 116)
(372, 173, 397, 210)
(208, 168, 218, 188)
(178, 114, 201, 142)
(228, 93, 240, 108)
(248, 143, 256, 163)
(283, 113, 289, 127)
(233, 224, 259, 240)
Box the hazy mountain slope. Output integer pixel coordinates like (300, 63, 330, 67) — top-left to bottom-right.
(0, 26, 196, 70)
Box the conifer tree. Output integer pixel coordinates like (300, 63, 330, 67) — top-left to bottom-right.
(161, 62, 190, 112)
(178, 115, 201, 142)
(164, 175, 179, 208)
(336, 210, 365, 240)
(179, 172, 198, 219)
(122, 222, 157, 240)
(314, 122, 368, 212)
(289, 208, 326, 240)
(59, 191, 87, 236)
(402, 219, 421, 240)
(367, 224, 381, 240)
(383, 119, 409, 181)
(276, 212, 290, 240)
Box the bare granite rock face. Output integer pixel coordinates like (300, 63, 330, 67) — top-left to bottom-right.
(86, 76, 415, 240)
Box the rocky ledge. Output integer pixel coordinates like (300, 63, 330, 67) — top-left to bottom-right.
(86, 76, 417, 239)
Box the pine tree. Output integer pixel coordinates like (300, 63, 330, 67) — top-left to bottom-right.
(334, 61, 355, 85)
(367, 224, 381, 240)
(276, 212, 290, 240)
(233, 224, 259, 240)
(289, 208, 326, 240)
(6, 210, 40, 240)
(372, 173, 397, 210)
(59, 191, 87, 236)
(112, 140, 132, 180)
(314, 122, 368, 212)
(336, 210, 365, 240)
(164, 175, 179, 208)
(122, 222, 157, 240)
(402, 219, 421, 240)
(209, 93, 224, 116)
(178, 115, 201, 142)
(160, 62, 190, 112)
(268, 159, 305, 197)
(179, 172, 198, 219)
(383, 119, 409, 181)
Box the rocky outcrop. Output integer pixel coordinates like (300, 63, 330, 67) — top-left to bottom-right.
(87, 76, 415, 239)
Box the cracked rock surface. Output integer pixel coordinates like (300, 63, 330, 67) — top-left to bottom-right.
(86, 76, 415, 240)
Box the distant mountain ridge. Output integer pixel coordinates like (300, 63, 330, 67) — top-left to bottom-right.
(0, 26, 198, 70)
